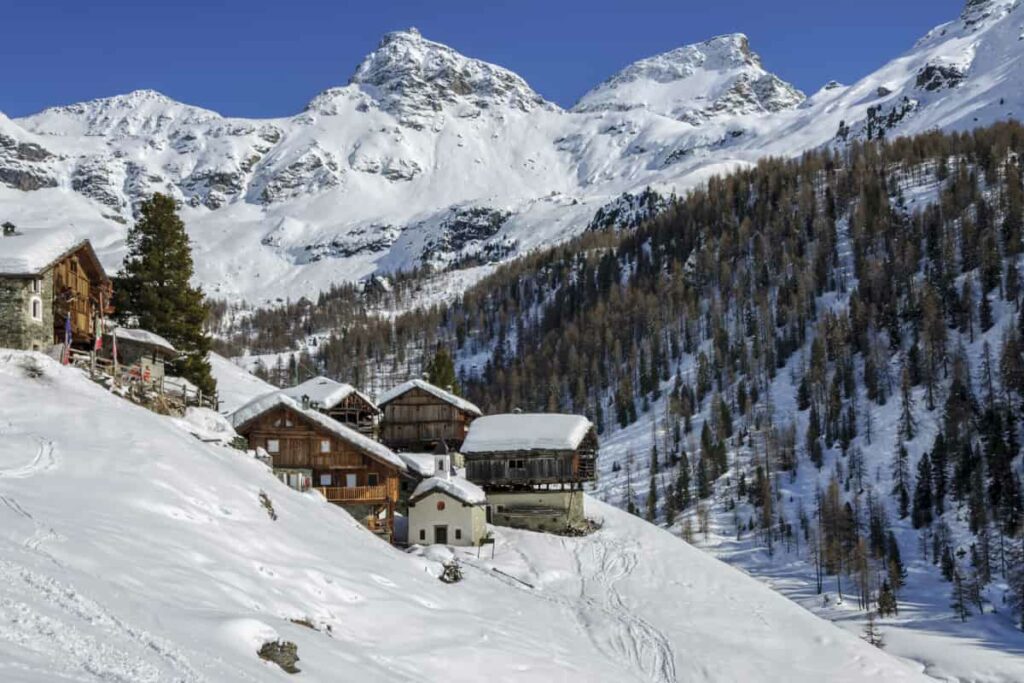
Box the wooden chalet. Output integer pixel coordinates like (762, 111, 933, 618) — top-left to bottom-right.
(461, 414, 598, 490)
(232, 393, 407, 539)
(280, 376, 379, 437)
(376, 379, 482, 452)
(0, 227, 112, 352)
(461, 413, 598, 533)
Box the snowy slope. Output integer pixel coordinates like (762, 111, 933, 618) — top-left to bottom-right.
(0, 350, 930, 682)
(2, 1, 1023, 302)
(208, 351, 277, 414)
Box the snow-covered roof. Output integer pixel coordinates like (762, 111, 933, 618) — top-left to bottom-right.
(461, 414, 595, 453)
(163, 375, 198, 395)
(0, 229, 87, 276)
(280, 376, 376, 412)
(411, 475, 486, 505)
(112, 327, 177, 356)
(398, 452, 438, 478)
(230, 392, 406, 471)
(376, 379, 482, 416)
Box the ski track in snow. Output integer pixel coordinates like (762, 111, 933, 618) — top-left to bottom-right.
(0, 558, 205, 682)
(0, 438, 58, 479)
(569, 537, 678, 683)
(462, 534, 677, 683)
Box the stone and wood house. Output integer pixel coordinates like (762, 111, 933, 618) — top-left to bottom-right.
(461, 413, 598, 533)
(280, 376, 380, 437)
(0, 228, 112, 352)
(232, 392, 407, 539)
(376, 379, 482, 454)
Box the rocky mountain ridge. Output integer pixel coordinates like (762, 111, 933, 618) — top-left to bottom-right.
(0, 1, 1021, 301)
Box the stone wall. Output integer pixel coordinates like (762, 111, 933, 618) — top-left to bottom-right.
(487, 490, 586, 533)
(0, 270, 53, 350)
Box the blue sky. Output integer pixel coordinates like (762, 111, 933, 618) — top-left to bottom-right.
(1, 0, 964, 117)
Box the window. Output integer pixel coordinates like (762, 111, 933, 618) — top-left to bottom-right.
(455, 529, 462, 540)
(419, 529, 426, 541)
(436, 500, 446, 511)
(367, 473, 379, 486)
(266, 439, 280, 454)
(509, 459, 526, 470)
(319, 439, 330, 453)
(29, 298, 42, 321)
(31, 278, 41, 294)
(320, 473, 332, 486)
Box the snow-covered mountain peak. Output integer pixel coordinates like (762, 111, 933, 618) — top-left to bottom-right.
(573, 33, 805, 123)
(345, 27, 556, 121)
(21, 88, 223, 139)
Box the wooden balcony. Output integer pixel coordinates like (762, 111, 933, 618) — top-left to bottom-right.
(316, 485, 388, 503)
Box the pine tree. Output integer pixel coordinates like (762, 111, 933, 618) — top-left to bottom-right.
(426, 346, 459, 393)
(892, 445, 911, 519)
(912, 453, 934, 529)
(898, 365, 916, 441)
(951, 567, 971, 622)
(862, 612, 885, 648)
(877, 579, 897, 617)
(675, 450, 692, 511)
(645, 471, 658, 523)
(115, 193, 214, 394)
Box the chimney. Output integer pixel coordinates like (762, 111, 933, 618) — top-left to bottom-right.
(2, 222, 17, 237)
(301, 394, 311, 410)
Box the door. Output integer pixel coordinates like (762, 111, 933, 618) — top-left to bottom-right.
(434, 525, 449, 545)
(345, 473, 358, 488)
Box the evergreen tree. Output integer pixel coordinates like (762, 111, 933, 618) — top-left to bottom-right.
(877, 579, 898, 617)
(426, 346, 459, 392)
(645, 471, 658, 523)
(892, 445, 911, 519)
(675, 450, 692, 511)
(912, 453, 934, 529)
(115, 193, 214, 394)
(951, 567, 971, 622)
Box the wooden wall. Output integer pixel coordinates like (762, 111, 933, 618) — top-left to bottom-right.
(51, 247, 109, 345)
(379, 387, 473, 449)
(241, 405, 400, 497)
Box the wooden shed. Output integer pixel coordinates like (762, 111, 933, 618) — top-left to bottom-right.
(232, 393, 407, 539)
(280, 376, 379, 437)
(376, 379, 482, 452)
(461, 413, 598, 490)
(461, 413, 598, 533)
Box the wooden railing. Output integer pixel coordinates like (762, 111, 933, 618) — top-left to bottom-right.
(316, 485, 388, 503)
(67, 349, 218, 412)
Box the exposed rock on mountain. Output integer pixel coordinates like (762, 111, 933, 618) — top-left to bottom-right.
(0, 1, 1021, 301)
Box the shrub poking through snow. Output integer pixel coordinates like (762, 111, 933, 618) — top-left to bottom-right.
(258, 640, 300, 673)
(259, 490, 277, 521)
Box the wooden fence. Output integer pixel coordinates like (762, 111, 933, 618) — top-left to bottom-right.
(67, 348, 218, 413)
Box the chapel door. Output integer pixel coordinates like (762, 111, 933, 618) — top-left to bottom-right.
(434, 525, 448, 545)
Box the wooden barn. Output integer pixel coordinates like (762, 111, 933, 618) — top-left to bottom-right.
(280, 376, 379, 437)
(0, 228, 112, 352)
(232, 393, 407, 539)
(461, 413, 598, 533)
(376, 379, 482, 452)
